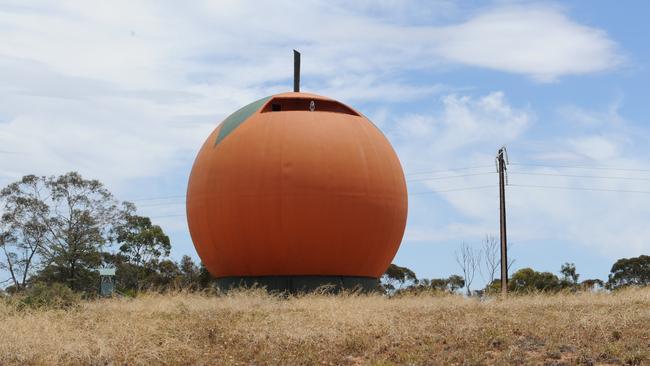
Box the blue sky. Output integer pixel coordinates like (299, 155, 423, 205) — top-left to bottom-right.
(1, 1, 649, 286)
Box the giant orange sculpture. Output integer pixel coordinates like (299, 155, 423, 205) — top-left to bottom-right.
(186, 53, 407, 291)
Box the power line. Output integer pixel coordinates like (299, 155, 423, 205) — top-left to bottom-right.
(509, 184, 650, 194)
(121, 162, 650, 202)
(124, 162, 650, 204)
(138, 185, 496, 207)
(133, 179, 497, 207)
(409, 185, 495, 195)
(405, 165, 495, 176)
(128, 170, 495, 203)
(126, 195, 185, 202)
(149, 214, 185, 219)
(510, 171, 650, 182)
(138, 200, 185, 208)
(138, 185, 650, 218)
(510, 162, 650, 173)
(407, 172, 495, 182)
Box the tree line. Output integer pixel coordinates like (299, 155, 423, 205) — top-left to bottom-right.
(1, 172, 649, 297)
(382, 236, 650, 295)
(0, 172, 213, 296)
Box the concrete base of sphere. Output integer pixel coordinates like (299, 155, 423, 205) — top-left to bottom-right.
(214, 275, 380, 294)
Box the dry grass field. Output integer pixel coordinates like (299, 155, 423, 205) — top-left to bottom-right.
(1, 288, 649, 365)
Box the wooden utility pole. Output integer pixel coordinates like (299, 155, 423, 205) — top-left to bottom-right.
(496, 146, 509, 295)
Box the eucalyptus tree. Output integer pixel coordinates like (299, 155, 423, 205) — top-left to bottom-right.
(1, 175, 50, 291)
(114, 205, 171, 289)
(608, 255, 650, 289)
(560, 262, 580, 289)
(381, 263, 417, 293)
(0, 173, 122, 291)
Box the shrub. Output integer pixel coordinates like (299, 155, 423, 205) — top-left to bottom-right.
(18, 282, 80, 310)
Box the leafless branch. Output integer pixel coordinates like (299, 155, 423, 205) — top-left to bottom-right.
(456, 242, 481, 296)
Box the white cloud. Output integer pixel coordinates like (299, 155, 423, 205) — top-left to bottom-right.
(392, 91, 530, 176)
(558, 97, 625, 126)
(568, 136, 618, 160)
(0, 1, 629, 262)
(390, 91, 531, 247)
(0, 1, 619, 189)
(0, 2, 620, 97)
(391, 92, 650, 259)
(435, 5, 621, 81)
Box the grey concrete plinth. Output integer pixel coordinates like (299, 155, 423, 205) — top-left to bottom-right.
(214, 275, 379, 294)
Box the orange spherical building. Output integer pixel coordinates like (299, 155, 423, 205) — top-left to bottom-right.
(186, 91, 407, 291)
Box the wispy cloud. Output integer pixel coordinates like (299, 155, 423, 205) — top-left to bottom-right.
(434, 5, 622, 81)
(0, 1, 619, 187)
(0, 1, 632, 264)
(392, 90, 650, 259)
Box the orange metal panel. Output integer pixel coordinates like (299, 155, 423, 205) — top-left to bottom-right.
(186, 92, 408, 279)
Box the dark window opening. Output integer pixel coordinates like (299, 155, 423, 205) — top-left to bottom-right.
(261, 97, 359, 116)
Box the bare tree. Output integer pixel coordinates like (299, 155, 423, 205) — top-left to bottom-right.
(481, 235, 499, 285)
(481, 234, 516, 289)
(456, 242, 481, 296)
(508, 257, 516, 272)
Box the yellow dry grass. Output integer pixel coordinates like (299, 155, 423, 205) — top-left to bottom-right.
(1, 288, 649, 365)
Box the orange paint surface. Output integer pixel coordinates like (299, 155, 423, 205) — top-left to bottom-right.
(186, 92, 407, 278)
